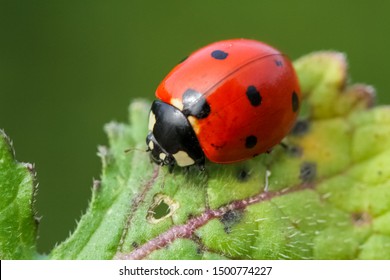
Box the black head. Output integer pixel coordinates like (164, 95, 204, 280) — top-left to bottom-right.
(146, 100, 205, 169)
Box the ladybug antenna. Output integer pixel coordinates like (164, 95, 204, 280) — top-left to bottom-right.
(124, 147, 148, 154)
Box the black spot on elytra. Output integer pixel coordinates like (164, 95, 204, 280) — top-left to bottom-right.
(211, 50, 228, 60)
(275, 60, 283, 67)
(246, 85, 262, 106)
(182, 89, 210, 119)
(300, 161, 316, 182)
(220, 210, 243, 234)
(291, 119, 310, 136)
(237, 168, 250, 182)
(292, 91, 300, 112)
(245, 135, 257, 149)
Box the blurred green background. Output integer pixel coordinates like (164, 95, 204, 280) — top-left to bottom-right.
(1, 0, 390, 254)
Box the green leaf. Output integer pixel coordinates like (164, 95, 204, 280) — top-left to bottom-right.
(47, 51, 390, 259)
(0, 130, 38, 259)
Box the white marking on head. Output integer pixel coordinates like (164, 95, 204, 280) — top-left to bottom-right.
(187, 116, 200, 134)
(170, 98, 184, 110)
(173, 150, 195, 167)
(148, 141, 154, 150)
(148, 111, 156, 131)
(159, 153, 167, 161)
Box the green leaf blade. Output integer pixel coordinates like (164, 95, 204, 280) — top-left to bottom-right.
(0, 130, 38, 259)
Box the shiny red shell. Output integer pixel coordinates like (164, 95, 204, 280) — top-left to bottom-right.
(156, 39, 301, 164)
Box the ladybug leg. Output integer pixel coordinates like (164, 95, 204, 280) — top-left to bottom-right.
(279, 142, 289, 150)
(197, 157, 206, 172)
(197, 164, 205, 172)
(279, 141, 302, 156)
(266, 141, 289, 153)
(168, 163, 175, 174)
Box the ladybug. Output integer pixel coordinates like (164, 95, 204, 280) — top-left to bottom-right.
(146, 38, 301, 170)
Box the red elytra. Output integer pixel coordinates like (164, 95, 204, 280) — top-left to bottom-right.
(154, 38, 301, 164)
